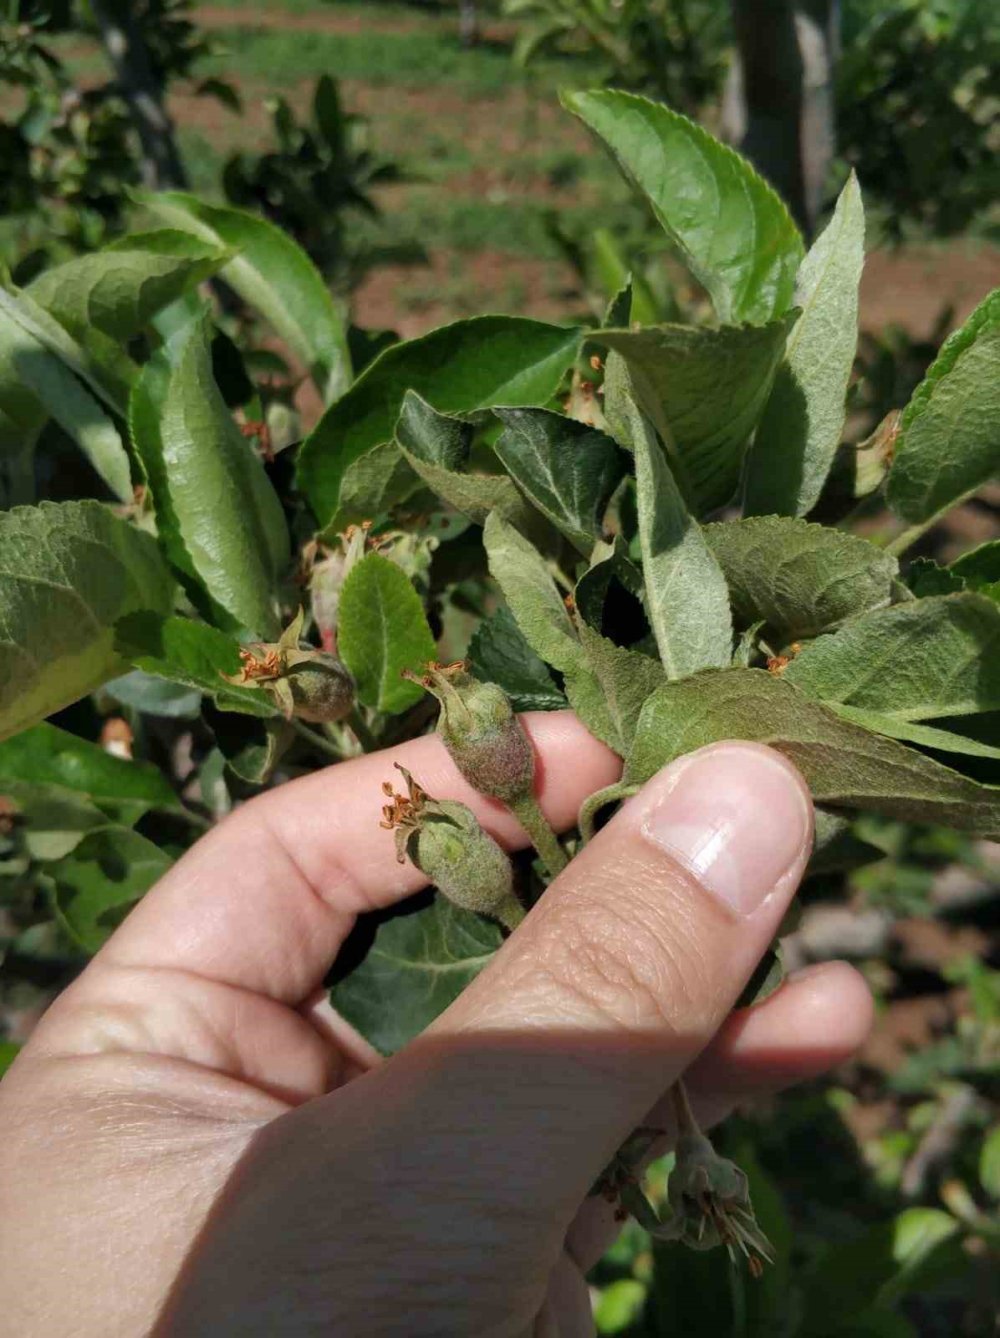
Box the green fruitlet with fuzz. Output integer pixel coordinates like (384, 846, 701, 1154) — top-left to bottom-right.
(223, 609, 355, 724)
(405, 662, 568, 878)
(381, 765, 524, 931)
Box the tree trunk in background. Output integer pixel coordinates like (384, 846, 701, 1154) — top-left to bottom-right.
(723, 0, 838, 238)
(91, 0, 188, 190)
(459, 1, 479, 48)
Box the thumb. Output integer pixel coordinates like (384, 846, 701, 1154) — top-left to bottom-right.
(405, 740, 814, 1216)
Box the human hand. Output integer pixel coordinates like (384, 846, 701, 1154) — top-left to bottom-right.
(0, 715, 872, 1336)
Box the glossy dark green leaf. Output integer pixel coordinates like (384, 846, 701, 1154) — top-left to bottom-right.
(395, 391, 532, 530)
(0, 723, 179, 823)
(906, 558, 965, 598)
(140, 190, 352, 402)
(631, 400, 732, 677)
(0, 501, 174, 742)
(297, 316, 582, 531)
(492, 407, 627, 551)
(704, 517, 898, 641)
(203, 702, 290, 784)
(330, 896, 502, 1056)
(115, 612, 281, 718)
(337, 553, 436, 714)
(745, 174, 865, 517)
(887, 289, 1000, 524)
(102, 671, 202, 719)
(625, 669, 1000, 835)
(595, 318, 792, 513)
(467, 606, 566, 712)
(562, 90, 803, 324)
(129, 318, 289, 638)
(951, 540, 1000, 600)
(47, 827, 172, 955)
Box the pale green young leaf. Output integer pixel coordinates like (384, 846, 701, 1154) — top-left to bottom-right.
(887, 289, 1000, 523)
(625, 669, 1000, 836)
(704, 516, 897, 641)
(630, 402, 732, 677)
(297, 316, 582, 531)
(0, 501, 173, 742)
(140, 190, 352, 402)
(129, 317, 289, 638)
(0, 290, 132, 502)
(467, 606, 566, 712)
(595, 318, 792, 513)
(823, 706, 1000, 762)
(114, 611, 283, 718)
(492, 407, 627, 550)
(337, 552, 436, 714)
(330, 896, 502, 1056)
(48, 827, 172, 955)
(562, 90, 803, 324)
(395, 391, 534, 530)
(0, 722, 179, 822)
(784, 594, 1000, 720)
(745, 173, 865, 517)
(483, 512, 581, 675)
(26, 230, 229, 343)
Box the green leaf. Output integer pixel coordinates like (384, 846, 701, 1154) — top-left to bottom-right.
(906, 558, 965, 598)
(625, 669, 1000, 836)
(0, 501, 174, 742)
(47, 827, 172, 955)
(335, 440, 425, 528)
(129, 318, 289, 638)
(0, 723, 178, 823)
(203, 702, 290, 785)
(595, 318, 792, 513)
(593, 1280, 647, 1335)
(102, 670, 202, 719)
(330, 896, 502, 1056)
(483, 513, 581, 675)
(746, 173, 866, 517)
(26, 230, 229, 343)
(297, 316, 582, 531)
(114, 612, 281, 718)
(467, 606, 566, 712)
(810, 807, 885, 876)
(337, 552, 436, 714)
(785, 594, 1000, 720)
(0, 1040, 20, 1078)
(562, 89, 803, 324)
(979, 1125, 1000, 1200)
(825, 709, 1000, 762)
(951, 540, 1000, 600)
(704, 516, 898, 641)
(140, 190, 351, 401)
(735, 943, 785, 1008)
(492, 408, 627, 551)
(0, 287, 132, 502)
(566, 622, 665, 755)
(2, 778, 116, 861)
(631, 401, 732, 677)
(886, 289, 1000, 524)
(395, 391, 534, 530)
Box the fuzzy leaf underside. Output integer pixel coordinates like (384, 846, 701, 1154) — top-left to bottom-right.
(596, 317, 792, 514)
(703, 516, 898, 641)
(746, 173, 865, 517)
(631, 401, 733, 677)
(625, 669, 1000, 836)
(0, 501, 174, 742)
(887, 288, 1000, 524)
(562, 89, 803, 324)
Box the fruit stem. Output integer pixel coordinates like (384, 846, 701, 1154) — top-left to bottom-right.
(496, 894, 527, 932)
(670, 1078, 699, 1139)
(289, 718, 344, 761)
(578, 782, 640, 843)
(348, 707, 378, 753)
(509, 793, 568, 879)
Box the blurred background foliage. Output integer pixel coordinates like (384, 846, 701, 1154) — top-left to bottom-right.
(0, 1, 998, 1333)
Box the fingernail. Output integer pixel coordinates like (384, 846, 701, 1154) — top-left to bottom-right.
(640, 744, 811, 918)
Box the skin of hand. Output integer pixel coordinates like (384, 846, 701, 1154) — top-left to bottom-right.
(0, 714, 873, 1338)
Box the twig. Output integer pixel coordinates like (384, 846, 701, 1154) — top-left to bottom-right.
(900, 1084, 976, 1199)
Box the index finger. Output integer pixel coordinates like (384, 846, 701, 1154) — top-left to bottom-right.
(93, 712, 620, 1004)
